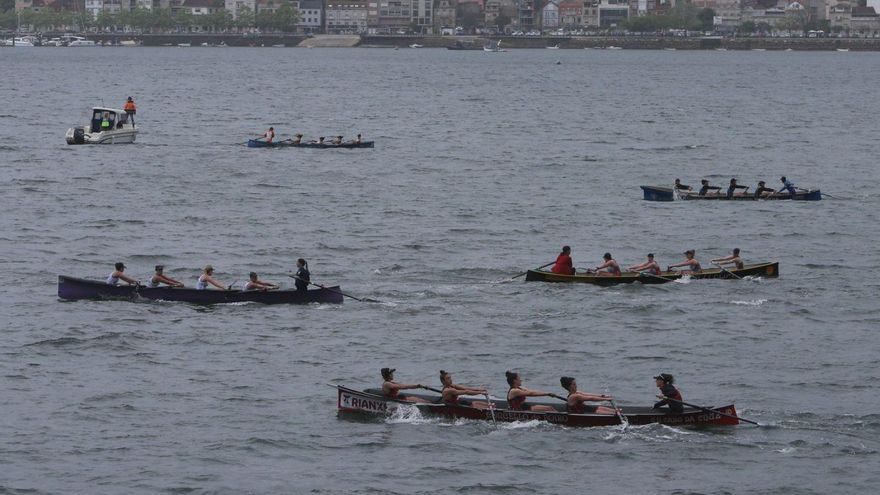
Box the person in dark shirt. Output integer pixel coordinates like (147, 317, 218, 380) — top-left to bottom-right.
(727, 178, 748, 198)
(699, 179, 722, 196)
(674, 178, 692, 191)
(778, 176, 798, 196)
(653, 373, 684, 413)
(294, 258, 310, 291)
(551, 246, 576, 275)
(754, 181, 775, 198)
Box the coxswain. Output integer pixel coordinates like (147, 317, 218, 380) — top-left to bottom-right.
(292, 133, 303, 144)
(551, 246, 576, 275)
(243, 272, 279, 291)
(351, 133, 363, 144)
(505, 371, 556, 412)
(331, 135, 343, 145)
(439, 370, 489, 408)
(711, 248, 744, 270)
(123, 96, 137, 125)
(559, 377, 616, 415)
(261, 126, 275, 143)
(667, 249, 702, 274)
(147, 265, 183, 288)
(381, 368, 430, 403)
(627, 253, 661, 275)
(591, 252, 621, 276)
(293, 258, 310, 291)
(727, 178, 748, 199)
(698, 179, 722, 196)
(106, 262, 139, 286)
(753, 180, 775, 198)
(196, 265, 229, 290)
(778, 176, 797, 196)
(674, 178, 691, 191)
(100, 112, 112, 132)
(652, 373, 684, 413)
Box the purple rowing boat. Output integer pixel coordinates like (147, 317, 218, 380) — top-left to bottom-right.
(57, 275, 344, 305)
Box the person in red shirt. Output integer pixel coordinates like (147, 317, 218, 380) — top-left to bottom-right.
(551, 245, 576, 275)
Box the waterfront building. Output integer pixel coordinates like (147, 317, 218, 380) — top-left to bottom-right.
(829, 3, 880, 33)
(582, 0, 599, 27)
(541, 0, 559, 28)
(183, 0, 219, 15)
(433, 0, 457, 31)
(558, 1, 580, 27)
(597, 0, 627, 27)
(517, 0, 534, 31)
(326, 0, 368, 33)
(225, 0, 256, 19)
(294, 0, 324, 32)
(485, 0, 500, 26)
(412, 0, 434, 32)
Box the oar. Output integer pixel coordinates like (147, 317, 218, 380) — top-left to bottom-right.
(661, 396, 760, 426)
(485, 393, 497, 426)
(419, 385, 443, 394)
(606, 388, 628, 429)
(712, 262, 744, 281)
(510, 261, 555, 280)
(227, 280, 239, 290)
(286, 274, 382, 303)
(548, 393, 567, 402)
(637, 271, 676, 283)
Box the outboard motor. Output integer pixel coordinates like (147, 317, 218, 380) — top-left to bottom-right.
(73, 128, 85, 144)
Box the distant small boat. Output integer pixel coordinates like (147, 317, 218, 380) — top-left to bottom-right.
(272, 44, 285, 47)
(483, 40, 505, 52)
(836, 48, 850, 52)
(715, 48, 728, 51)
(664, 47, 677, 51)
(178, 43, 191, 47)
(409, 43, 422, 48)
(546, 44, 559, 49)
(606, 45, 622, 50)
(120, 40, 138, 46)
(751, 48, 766, 51)
(784, 48, 793, 51)
(248, 139, 375, 149)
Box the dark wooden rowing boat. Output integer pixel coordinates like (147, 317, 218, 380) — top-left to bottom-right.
(57, 275, 343, 305)
(640, 185, 821, 202)
(524, 262, 779, 285)
(335, 386, 740, 427)
(247, 139, 375, 149)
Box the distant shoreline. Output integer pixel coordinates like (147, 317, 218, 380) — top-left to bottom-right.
(5, 33, 880, 51)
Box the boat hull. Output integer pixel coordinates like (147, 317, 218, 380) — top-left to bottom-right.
(247, 139, 374, 149)
(58, 275, 343, 305)
(524, 262, 779, 285)
(66, 125, 137, 145)
(641, 185, 821, 201)
(336, 386, 740, 427)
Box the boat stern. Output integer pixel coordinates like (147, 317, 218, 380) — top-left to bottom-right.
(641, 186, 675, 201)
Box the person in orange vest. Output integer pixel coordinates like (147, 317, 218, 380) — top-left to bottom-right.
(123, 96, 137, 126)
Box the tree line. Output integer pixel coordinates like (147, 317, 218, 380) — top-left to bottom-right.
(0, 3, 300, 33)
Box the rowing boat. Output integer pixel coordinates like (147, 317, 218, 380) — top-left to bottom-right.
(57, 275, 343, 305)
(247, 139, 375, 149)
(640, 186, 821, 202)
(335, 386, 740, 427)
(524, 262, 779, 285)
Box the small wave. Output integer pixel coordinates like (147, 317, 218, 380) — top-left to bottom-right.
(385, 405, 436, 425)
(731, 299, 768, 306)
(673, 274, 692, 284)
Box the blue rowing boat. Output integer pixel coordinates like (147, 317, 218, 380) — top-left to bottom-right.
(640, 186, 821, 202)
(247, 139, 375, 149)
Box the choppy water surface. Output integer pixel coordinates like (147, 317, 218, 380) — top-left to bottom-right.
(2, 47, 879, 493)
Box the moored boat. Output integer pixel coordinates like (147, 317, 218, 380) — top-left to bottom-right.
(65, 107, 137, 145)
(58, 275, 343, 305)
(640, 185, 821, 201)
(524, 262, 779, 285)
(335, 386, 740, 427)
(247, 139, 375, 149)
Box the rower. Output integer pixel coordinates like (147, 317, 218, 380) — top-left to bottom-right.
(667, 249, 702, 274)
(591, 252, 621, 276)
(652, 373, 684, 413)
(674, 178, 691, 191)
(439, 370, 489, 409)
(292, 133, 303, 144)
(778, 176, 797, 196)
(711, 248, 744, 270)
(123, 96, 137, 126)
(147, 265, 183, 288)
(106, 262, 139, 286)
(351, 133, 362, 144)
(754, 180, 775, 198)
(627, 253, 661, 275)
(294, 258, 310, 291)
(698, 179, 721, 196)
(381, 368, 430, 403)
(560, 377, 616, 414)
(196, 265, 229, 290)
(311, 136, 325, 144)
(727, 178, 748, 198)
(551, 246, 576, 275)
(331, 135, 343, 145)
(262, 127, 275, 143)
(243, 272, 279, 291)
(505, 371, 556, 412)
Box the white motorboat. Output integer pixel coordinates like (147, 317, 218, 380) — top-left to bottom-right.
(68, 38, 96, 47)
(546, 44, 559, 49)
(6, 37, 35, 47)
(483, 40, 506, 52)
(65, 107, 137, 145)
(409, 44, 422, 48)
